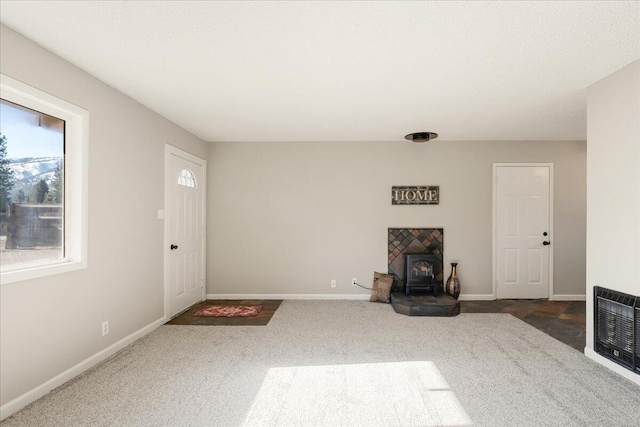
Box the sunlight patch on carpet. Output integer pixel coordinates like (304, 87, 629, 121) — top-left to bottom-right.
(242, 361, 472, 426)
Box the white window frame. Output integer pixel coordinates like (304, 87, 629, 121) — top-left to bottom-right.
(0, 74, 89, 284)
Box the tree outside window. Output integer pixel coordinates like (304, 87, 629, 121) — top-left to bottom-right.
(0, 99, 65, 268)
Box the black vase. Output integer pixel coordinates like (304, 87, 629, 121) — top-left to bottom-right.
(445, 262, 461, 299)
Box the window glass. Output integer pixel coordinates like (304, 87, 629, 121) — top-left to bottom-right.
(178, 169, 195, 188)
(0, 99, 65, 269)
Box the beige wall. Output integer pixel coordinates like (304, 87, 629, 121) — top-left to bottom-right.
(0, 25, 207, 408)
(586, 60, 640, 353)
(207, 140, 586, 298)
(0, 21, 593, 413)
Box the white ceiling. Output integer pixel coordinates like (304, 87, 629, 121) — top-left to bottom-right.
(1, 1, 639, 142)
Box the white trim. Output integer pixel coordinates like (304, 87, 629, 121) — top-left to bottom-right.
(491, 165, 498, 300)
(492, 163, 554, 299)
(0, 317, 165, 421)
(457, 294, 496, 301)
(205, 293, 496, 301)
(548, 165, 555, 299)
(206, 293, 371, 300)
(164, 144, 207, 320)
(206, 293, 496, 301)
(0, 74, 89, 285)
(550, 294, 586, 301)
(584, 347, 640, 386)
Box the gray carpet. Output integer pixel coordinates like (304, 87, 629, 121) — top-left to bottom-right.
(3, 300, 639, 427)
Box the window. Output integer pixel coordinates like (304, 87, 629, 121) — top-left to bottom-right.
(0, 75, 88, 284)
(178, 169, 196, 188)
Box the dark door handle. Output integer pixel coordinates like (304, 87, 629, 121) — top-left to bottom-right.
(543, 241, 551, 246)
(170, 244, 178, 250)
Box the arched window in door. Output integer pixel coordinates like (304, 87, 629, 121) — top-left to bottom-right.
(177, 169, 196, 188)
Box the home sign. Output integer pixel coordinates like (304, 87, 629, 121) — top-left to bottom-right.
(392, 186, 439, 205)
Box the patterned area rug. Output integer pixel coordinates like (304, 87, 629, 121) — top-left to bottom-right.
(193, 305, 263, 318)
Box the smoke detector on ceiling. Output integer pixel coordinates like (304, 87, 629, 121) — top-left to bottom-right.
(405, 132, 438, 143)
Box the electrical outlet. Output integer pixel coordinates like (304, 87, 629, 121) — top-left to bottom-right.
(102, 321, 109, 336)
(352, 278, 358, 286)
(331, 279, 337, 288)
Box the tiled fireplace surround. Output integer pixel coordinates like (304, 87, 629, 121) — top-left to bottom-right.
(388, 228, 444, 292)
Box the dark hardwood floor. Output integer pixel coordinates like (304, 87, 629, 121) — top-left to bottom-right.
(461, 299, 586, 351)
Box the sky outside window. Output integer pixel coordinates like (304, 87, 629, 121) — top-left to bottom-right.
(0, 100, 64, 159)
(1, 99, 65, 269)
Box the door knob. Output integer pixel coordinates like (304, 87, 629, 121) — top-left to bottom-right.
(170, 244, 178, 250)
(543, 241, 551, 246)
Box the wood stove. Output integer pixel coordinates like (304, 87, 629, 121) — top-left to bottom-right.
(405, 253, 441, 295)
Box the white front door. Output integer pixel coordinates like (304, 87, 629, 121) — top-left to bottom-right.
(495, 165, 552, 299)
(166, 146, 206, 318)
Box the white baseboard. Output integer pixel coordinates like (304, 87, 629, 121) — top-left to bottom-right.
(206, 293, 370, 300)
(584, 347, 640, 386)
(0, 317, 166, 421)
(206, 293, 496, 301)
(457, 294, 495, 301)
(551, 294, 586, 301)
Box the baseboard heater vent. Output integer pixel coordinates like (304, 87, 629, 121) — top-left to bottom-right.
(594, 286, 639, 374)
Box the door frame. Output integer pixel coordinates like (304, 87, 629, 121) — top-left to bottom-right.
(164, 144, 207, 320)
(492, 163, 554, 300)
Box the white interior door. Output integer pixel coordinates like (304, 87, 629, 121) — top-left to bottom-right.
(495, 165, 552, 299)
(166, 147, 206, 318)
